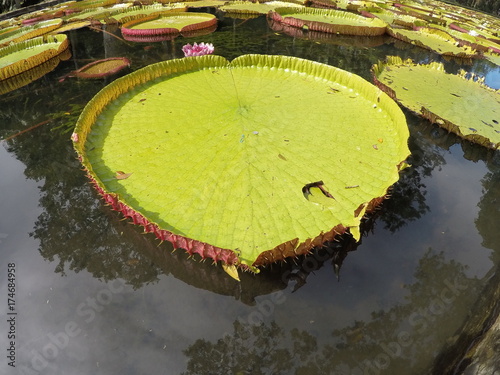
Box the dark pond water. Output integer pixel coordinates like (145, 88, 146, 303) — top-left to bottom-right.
(1, 9, 500, 375)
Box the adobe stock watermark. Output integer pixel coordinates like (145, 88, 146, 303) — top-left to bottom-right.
(28, 279, 126, 373)
(354, 276, 468, 375)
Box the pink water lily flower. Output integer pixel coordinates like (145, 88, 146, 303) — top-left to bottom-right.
(182, 42, 214, 57)
(71, 133, 79, 143)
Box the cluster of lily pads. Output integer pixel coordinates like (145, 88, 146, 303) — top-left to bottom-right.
(1, 0, 499, 277)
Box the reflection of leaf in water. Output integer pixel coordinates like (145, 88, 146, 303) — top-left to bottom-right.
(182, 250, 480, 375)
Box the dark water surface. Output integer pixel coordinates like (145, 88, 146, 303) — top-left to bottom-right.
(1, 11, 500, 375)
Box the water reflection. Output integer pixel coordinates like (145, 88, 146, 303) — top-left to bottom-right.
(181, 250, 481, 375)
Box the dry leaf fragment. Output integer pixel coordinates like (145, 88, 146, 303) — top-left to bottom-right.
(116, 171, 133, 180)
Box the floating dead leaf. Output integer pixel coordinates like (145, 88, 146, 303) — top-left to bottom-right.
(115, 171, 133, 179)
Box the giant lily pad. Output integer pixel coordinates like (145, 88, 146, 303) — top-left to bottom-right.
(220, 1, 303, 17)
(0, 33, 67, 77)
(0, 18, 63, 47)
(73, 54, 410, 271)
(268, 7, 387, 36)
(372, 56, 500, 149)
(361, 7, 427, 29)
(102, 4, 187, 25)
(62, 7, 112, 22)
(64, 0, 118, 13)
(121, 12, 217, 38)
(387, 26, 479, 58)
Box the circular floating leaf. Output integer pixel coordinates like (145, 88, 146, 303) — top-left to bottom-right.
(268, 7, 387, 36)
(361, 7, 427, 28)
(0, 19, 63, 47)
(62, 7, 112, 22)
(0, 34, 69, 81)
(51, 20, 92, 33)
(372, 56, 500, 149)
(64, 0, 118, 12)
(387, 26, 479, 58)
(102, 4, 187, 25)
(268, 17, 387, 47)
(220, 1, 303, 16)
(61, 57, 130, 80)
(121, 12, 217, 38)
(74, 54, 410, 270)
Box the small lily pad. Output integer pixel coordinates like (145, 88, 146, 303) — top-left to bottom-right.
(61, 57, 130, 81)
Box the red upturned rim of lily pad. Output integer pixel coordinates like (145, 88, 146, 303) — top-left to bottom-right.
(79, 162, 380, 267)
(83, 169, 242, 266)
(121, 12, 217, 37)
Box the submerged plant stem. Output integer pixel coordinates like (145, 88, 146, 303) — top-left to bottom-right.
(2, 119, 52, 142)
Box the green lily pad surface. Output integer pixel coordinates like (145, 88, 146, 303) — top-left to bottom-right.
(373, 56, 500, 149)
(74, 54, 410, 269)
